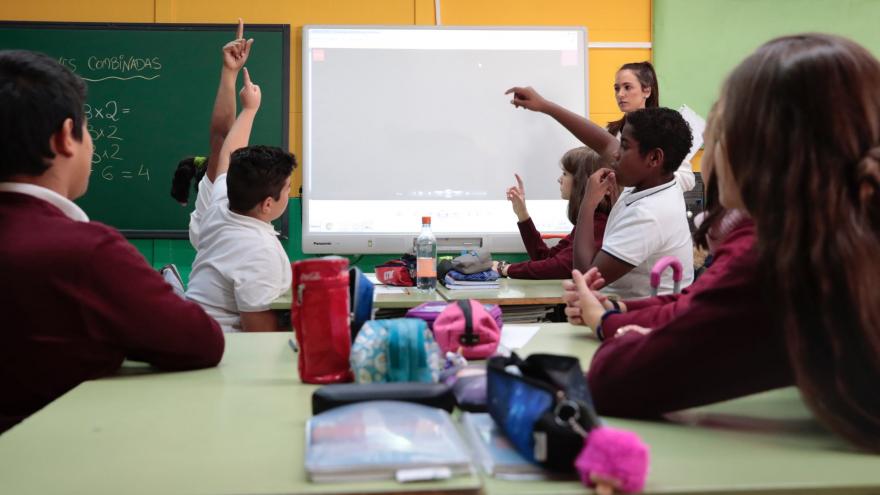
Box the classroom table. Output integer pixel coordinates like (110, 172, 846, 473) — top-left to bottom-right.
(270, 283, 444, 311)
(2, 324, 878, 494)
(437, 277, 566, 306)
(271, 276, 562, 311)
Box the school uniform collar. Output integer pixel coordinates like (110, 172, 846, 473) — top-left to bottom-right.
(0, 182, 90, 222)
(624, 178, 678, 206)
(222, 201, 280, 236)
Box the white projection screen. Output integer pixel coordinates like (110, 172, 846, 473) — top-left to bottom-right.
(302, 26, 588, 254)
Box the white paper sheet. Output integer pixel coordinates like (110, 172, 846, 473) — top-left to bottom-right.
(373, 285, 410, 294)
(679, 104, 707, 164)
(500, 325, 541, 350)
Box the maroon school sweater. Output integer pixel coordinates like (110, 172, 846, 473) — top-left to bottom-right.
(0, 192, 224, 433)
(507, 212, 608, 280)
(588, 219, 794, 417)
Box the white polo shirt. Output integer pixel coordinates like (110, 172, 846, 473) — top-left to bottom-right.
(601, 178, 694, 299)
(186, 174, 291, 333)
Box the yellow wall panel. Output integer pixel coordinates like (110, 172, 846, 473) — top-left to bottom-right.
(414, 0, 438, 25)
(0, 0, 155, 22)
(436, 0, 651, 42)
(691, 149, 703, 172)
(290, 112, 303, 194)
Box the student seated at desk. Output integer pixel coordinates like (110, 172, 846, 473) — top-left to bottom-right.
(493, 146, 617, 279)
(0, 50, 224, 433)
(506, 86, 695, 298)
(566, 34, 880, 453)
(186, 68, 295, 333)
(565, 109, 753, 338)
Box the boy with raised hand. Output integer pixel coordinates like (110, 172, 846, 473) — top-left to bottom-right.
(186, 67, 296, 333)
(506, 86, 694, 299)
(0, 50, 224, 433)
(187, 18, 254, 244)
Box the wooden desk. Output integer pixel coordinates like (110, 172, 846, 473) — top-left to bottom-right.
(4, 325, 877, 494)
(437, 278, 565, 305)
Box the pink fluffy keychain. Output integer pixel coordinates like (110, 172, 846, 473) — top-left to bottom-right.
(574, 426, 650, 494)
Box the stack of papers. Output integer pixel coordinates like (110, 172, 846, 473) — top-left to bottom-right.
(501, 304, 554, 324)
(443, 269, 500, 290)
(443, 274, 500, 290)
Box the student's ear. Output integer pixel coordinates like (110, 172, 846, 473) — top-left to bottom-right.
(647, 148, 664, 170)
(50, 118, 77, 158)
(260, 196, 274, 214)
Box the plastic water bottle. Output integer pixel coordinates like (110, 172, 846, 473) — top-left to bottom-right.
(416, 216, 437, 292)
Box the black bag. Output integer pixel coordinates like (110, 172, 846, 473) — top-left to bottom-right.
(487, 353, 599, 472)
(311, 382, 455, 415)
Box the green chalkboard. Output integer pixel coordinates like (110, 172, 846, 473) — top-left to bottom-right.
(654, 0, 880, 119)
(0, 21, 289, 238)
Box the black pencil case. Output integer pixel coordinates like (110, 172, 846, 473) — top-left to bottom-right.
(311, 382, 456, 415)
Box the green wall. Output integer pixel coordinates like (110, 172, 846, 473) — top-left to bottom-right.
(654, 0, 880, 118)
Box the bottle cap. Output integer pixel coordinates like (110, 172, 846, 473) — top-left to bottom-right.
(422, 216, 431, 225)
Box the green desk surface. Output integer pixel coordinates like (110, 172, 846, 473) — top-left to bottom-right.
(438, 278, 565, 305)
(2, 325, 878, 494)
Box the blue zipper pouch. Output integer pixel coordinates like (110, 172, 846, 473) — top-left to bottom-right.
(487, 353, 599, 472)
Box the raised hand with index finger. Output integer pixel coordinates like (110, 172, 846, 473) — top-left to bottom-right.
(504, 86, 550, 113)
(222, 18, 254, 72)
(506, 173, 529, 222)
(239, 67, 261, 111)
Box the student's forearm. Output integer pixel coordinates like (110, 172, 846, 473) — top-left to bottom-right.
(543, 101, 619, 160)
(573, 205, 599, 272)
(215, 108, 258, 177)
(240, 310, 281, 332)
(206, 68, 239, 181)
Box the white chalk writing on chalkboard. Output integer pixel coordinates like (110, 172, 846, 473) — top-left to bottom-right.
(55, 56, 162, 82)
(96, 164, 151, 183)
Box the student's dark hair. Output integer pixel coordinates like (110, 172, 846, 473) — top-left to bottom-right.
(607, 61, 660, 136)
(625, 107, 693, 175)
(0, 50, 87, 181)
(226, 145, 296, 213)
(170, 157, 208, 204)
(692, 169, 721, 251)
(692, 102, 724, 250)
(721, 33, 880, 452)
(562, 146, 611, 224)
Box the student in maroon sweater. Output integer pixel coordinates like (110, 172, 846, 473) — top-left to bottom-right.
(493, 147, 616, 279)
(0, 50, 224, 434)
(564, 34, 880, 453)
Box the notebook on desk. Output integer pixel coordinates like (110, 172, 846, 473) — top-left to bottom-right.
(459, 412, 548, 480)
(305, 401, 474, 483)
